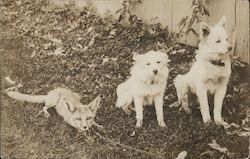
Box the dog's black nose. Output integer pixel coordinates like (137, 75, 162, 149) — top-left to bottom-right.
(153, 69, 158, 74)
(83, 126, 87, 130)
(228, 46, 232, 51)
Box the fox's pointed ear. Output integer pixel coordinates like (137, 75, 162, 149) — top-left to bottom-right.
(132, 52, 140, 62)
(88, 95, 101, 112)
(200, 22, 211, 39)
(217, 16, 227, 27)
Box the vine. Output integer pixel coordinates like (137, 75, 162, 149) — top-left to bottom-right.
(176, 0, 209, 38)
(116, 0, 142, 25)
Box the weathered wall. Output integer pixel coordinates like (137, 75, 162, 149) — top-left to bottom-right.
(52, 0, 249, 63)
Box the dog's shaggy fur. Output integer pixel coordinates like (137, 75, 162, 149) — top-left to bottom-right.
(174, 16, 232, 126)
(116, 50, 170, 127)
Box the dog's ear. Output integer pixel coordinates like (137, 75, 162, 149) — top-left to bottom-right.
(217, 16, 227, 27)
(132, 52, 140, 62)
(200, 22, 211, 39)
(160, 52, 170, 63)
(166, 54, 170, 63)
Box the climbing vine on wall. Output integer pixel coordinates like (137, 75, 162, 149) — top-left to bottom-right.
(116, 0, 142, 25)
(176, 0, 209, 38)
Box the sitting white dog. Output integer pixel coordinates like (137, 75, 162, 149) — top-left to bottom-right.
(174, 16, 232, 126)
(116, 50, 170, 127)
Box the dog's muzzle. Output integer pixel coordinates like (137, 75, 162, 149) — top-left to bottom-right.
(153, 69, 158, 75)
(227, 46, 232, 52)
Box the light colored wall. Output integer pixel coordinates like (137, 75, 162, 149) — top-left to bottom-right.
(51, 0, 249, 63)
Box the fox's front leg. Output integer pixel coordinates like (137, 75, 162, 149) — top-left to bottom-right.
(154, 94, 166, 127)
(134, 96, 144, 127)
(36, 105, 51, 118)
(92, 121, 103, 129)
(214, 84, 228, 126)
(196, 85, 211, 124)
(42, 106, 51, 118)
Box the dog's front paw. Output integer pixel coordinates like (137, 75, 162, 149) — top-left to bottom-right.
(158, 120, 166, 127)
(122, 106, 132, 115)
(214, 120, 228, 127)
(204, 119, 213, 128)
(136, 120, 143, 127)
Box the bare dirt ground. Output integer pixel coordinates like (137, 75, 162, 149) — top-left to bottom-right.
(1, 1, 249, 159)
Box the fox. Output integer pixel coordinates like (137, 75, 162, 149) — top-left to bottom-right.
(5, 87, 102, 131)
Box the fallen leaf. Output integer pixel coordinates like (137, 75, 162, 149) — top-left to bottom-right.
(130, 131, 136, 137)
(237, 132, 250, 137)
(87, 26, 94, 34)
(48, 47, 65, 56)
(177, 49, 186, 53)
(176, 151, 187, 159)
(49, 38, 62, 44)
(169, 101, 181, 108)
(208, 139, 231, 156)
(30, 50, 36, 58)
(102, 57, 109, 64)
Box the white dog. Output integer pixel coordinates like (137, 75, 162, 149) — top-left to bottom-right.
(174, 16, 232, 126)
(116, 50, 170, 127)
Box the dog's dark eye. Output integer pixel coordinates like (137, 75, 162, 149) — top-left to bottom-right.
(156, 61, 161, 64)
(226, 38, 228, 41)
(146, 63, 150, 65)
(76, 117, 81, 121)
(86, 117, 92, 120)
(216, 40, 221, 43)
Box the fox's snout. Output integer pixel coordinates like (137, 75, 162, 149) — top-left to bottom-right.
(81, 125, 89, 131)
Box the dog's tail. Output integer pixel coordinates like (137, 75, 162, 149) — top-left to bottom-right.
(6, 91, 46, 103)
(116, 83, 133, 108)
(174, 74, 189, 104)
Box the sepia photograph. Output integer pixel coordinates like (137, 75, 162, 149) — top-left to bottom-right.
(0, 0, 249, 158)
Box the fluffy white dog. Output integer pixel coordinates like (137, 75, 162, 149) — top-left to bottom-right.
(116, 50, 170, 127)
(174, 16, 232, 126)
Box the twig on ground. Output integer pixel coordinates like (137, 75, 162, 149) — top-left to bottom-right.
(83, 33, 100, 51)
(47, 47, 66, 56)
(5, 76, 16, 85)
(91, 128, 164, 159)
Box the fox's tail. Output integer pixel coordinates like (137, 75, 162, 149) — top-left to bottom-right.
(6, 91, 47, 103)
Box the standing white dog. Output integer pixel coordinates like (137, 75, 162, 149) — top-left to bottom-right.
(116, 50, 170, 127)
(174, 16, 232, 126)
